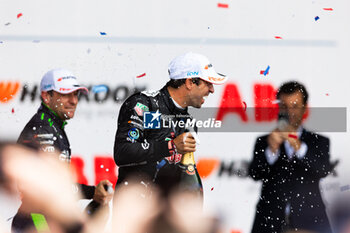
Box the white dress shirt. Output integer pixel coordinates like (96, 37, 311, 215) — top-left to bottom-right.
(265, 127, 308, 165)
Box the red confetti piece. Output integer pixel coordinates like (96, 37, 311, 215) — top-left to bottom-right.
(242, 101, 247, 111)
(325, 93, 329, 96)
(136, 73, 146, 78)
(17, 13, 23, 19)
(211, 187, 214, 191)
(288, 134, 298, 139)
(11, 108, 14, 113)
(275, 36, 283, 39)
(323, 8, 333, 11)
(217, 3, 229, 8)
(260, 70, 269, 75)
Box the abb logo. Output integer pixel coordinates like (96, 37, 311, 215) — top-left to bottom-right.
(70, 156, 118, 186)
(215, 82, 309, 122)
(216, 82, 279, 122)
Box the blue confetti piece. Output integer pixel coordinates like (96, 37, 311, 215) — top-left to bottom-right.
(340, 185, 350, 192)
(156, 159, 167, 169)
(92, 85, 108, 93)
(263, 65, 270, 76)
(0, 41, 3, 43)
(100, 32, 107, 36)
(315, 16, 320, 21)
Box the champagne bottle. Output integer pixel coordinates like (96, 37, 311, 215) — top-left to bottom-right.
(177, 152, 203, 199)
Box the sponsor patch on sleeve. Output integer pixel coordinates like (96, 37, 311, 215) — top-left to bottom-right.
(42, 146, 55, 153)
(134, 102, 149, 116)
(141, 139, 150, 150)
(127, 128, 140, 143)
(128, 120, 144, 129)
(130, 114, 143, 123)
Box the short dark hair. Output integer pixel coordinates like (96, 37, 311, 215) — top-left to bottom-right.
(165, 78, 201, 88)
(276, 81, 308, 104)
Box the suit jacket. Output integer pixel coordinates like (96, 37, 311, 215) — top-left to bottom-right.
(249, 129, 332, 233)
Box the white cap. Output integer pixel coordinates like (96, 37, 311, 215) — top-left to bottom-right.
(40, 68, 88, 94)
(168, 52, 227, 85)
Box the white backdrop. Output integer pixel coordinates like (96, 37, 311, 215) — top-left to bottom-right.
(1, 0, 350, 232)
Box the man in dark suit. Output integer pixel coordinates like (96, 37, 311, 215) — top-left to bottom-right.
(249, 81, 333, 233)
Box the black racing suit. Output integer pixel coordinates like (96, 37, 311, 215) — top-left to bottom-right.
(13, 103, 95, 233)
(114, 86, 201, 195)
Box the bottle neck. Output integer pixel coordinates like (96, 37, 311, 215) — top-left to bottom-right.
(180, 152, 195, 165)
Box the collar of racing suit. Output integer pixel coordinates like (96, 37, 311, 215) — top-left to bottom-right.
(160, 86, 189, 115)
(160, 86, 198, 133)
(40, 102, 68, 129)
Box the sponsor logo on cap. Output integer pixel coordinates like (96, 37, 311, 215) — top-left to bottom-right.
(187, 71, 199, 76)
(59, 88, 73, 92)
(204, 64, 212, 70)
(208, 77, 225, 82)
(57, 76, 76, 82)
(43, 84, 53, 89)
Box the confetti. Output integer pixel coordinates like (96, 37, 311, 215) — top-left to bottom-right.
(326, 93, 329, 96)
(260, 70, 269, 75)
(274, 36, 283, 39)
(100, 32, 107, 36)
(92, 85, 108, 93)
(288, 134, 298, 139)
(261, 65, 270, 76)
(323, 8, 333, 11)
(136, 73, 146, 78)
(0, 41, 3, 44)
(211, 187, 214, 191)
(17, 13, 23, 19)
(5, 22, 11, 26)
(217, 3, 229, 8)
(315, 16, 320, 21)
(242, 101, 247, 111)
(11, 108, 14, 114)
(32, 40, 40, 43)
(87, 48, 91, 54)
